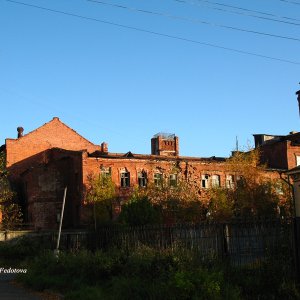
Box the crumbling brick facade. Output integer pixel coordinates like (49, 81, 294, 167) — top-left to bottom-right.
(254, 132, 300, 170)
(1, 117, 297, 229)
(21, 149, 83, 229)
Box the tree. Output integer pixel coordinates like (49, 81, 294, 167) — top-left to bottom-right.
(86, 173, 116, 229)
(207, 149, 292, 221)
(0, 152, 23, 229)
(119, 195, 161, 226)
(123, 178, 207, 224)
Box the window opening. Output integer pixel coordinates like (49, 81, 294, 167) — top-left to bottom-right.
(169, 174, 177, 187)
(138, 171, 147, 187)
(154, 173, 163, 187)
(201, 174, 210, 188)
(120, 171, 130, 187)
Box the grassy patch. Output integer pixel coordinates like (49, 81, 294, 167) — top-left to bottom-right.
(10, 245, 299, 300)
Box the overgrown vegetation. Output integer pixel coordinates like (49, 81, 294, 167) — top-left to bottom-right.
(15, 245, 299, 300)
(118, 149, 292, 225)
(0, 151, 23, 229)
(86, 173, 117, 228)
(208, 149, 292, 221)
(7, 148, 294, 299)
(119, 180, 207, 225)
(0, 235, 50, 267)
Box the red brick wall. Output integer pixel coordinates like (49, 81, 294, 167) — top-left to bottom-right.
(151, 136, 179, 156)
(83, 155, 282, 206)
(21, 149, 83, 229)
(83, 156, 229, 201)
(6, 117, 100, 178)
(259, 142, 288, 169)
(287, 142, 300, 169)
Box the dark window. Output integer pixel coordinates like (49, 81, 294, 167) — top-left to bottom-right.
(138, 171, 147, 187)
(154, 173, 163, 187)
(121, 171, 130, 187)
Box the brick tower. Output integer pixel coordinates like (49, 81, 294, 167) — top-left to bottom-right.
(151, 133, 179, 156)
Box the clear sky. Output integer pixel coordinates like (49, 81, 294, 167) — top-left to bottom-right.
(1, 0, 299, 157)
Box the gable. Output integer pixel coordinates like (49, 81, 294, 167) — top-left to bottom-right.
(6, 117, 100, 167)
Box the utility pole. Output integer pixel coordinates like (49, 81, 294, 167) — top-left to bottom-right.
(297, 83, 300, 116)
(292, 84, 300, 281)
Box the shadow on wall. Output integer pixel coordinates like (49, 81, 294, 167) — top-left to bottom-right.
(7, 149, 84, 230)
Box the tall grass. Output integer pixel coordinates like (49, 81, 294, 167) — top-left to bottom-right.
(16, 245, 299, 300)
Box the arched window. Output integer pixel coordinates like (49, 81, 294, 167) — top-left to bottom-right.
(201, 174, 210, 188)
(169, 174, 177, 187)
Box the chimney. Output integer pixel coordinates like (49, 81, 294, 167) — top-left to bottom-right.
(290, 131, 298, 135)
(17, 127, 24, 138)
(101, 142, 108, 153)
(296, 89, 300, 116)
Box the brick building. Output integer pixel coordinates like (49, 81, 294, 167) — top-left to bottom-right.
(253, 132, 300, 170)
(1, 115, 299, 229)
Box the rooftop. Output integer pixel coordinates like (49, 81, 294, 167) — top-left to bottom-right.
(153, 132, 176, 139)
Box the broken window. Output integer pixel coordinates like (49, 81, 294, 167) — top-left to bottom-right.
(226, 175, 234, 189)
(154, 173, 163, 187)
(138, 171, 147, 187)
(169, 174, 177, 187)
(120, 171, 130, 187)
(100, 166, 111, 177)
(211, 175, 220, 188)
(201, 174, 210, 188)
(236, 175, 245, 187)
(274, 182, 284, 195)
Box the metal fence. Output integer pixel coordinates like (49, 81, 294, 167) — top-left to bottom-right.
(53, 219, 295, 270)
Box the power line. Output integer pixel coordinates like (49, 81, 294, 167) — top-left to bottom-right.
(195, 0, 298, 19)
(173, 0, 300, 26)
(0, 86, 147, 145)
(3, 0, 300, 65)
(88, 0, 300, 42)
(280, 0, 300, 5)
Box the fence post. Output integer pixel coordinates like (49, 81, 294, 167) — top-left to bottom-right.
(221, 223, 230, 264)
(222, 223, 230, 260)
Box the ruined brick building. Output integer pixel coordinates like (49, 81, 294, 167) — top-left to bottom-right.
(2, 91, 300, 229)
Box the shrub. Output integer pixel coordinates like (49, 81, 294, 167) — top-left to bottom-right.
(119, 196, 161, 226)
(0, 235, 49, 266)
(17, 246, 298, 300)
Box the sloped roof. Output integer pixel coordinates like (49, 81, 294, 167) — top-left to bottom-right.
(13, 117, 97, 147)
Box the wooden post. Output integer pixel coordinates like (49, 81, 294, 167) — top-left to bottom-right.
(54, 186, 67, 258)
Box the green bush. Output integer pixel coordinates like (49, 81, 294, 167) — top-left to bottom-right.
(0, 235, 49, 266)
(227, 262, 300, 300)
(119, 196, 161, 226)
(17, 246, 299, 300)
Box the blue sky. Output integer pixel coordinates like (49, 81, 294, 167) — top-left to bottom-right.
(1, 0, 299, 157)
